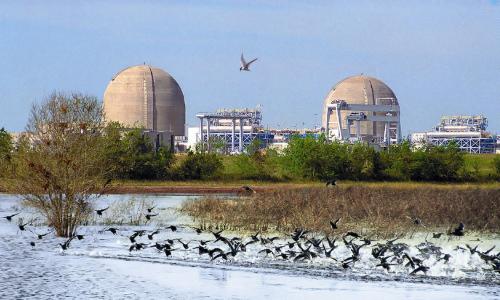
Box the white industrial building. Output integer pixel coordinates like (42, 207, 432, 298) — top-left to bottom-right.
(188, 107, 273, 153)
(410, 115, 497, 154)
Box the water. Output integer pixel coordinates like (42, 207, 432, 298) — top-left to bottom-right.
(1, 193, 498, 299)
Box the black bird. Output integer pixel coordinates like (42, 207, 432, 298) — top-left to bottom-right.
(148, 230, 160, 240)
(403, 253, 420, 269)
(451, 223, 465, 236)
(18, 222, 30, 231)
(291, 228, 308, 241)
(146, 206, 156, 213)
(241, 186, 256, 193)
(306, 237, 323, 248)
(166, 225, 177, 232)
(3, 212, 20, 222)
(325, 179, 336, 186)
(345, 232, 361, 239)
(129, 243, 148, 252)
(95, 207, 109, 216)
(432, 233, 443, 239)
(31, 230, 51, 240)
(276, 253, 289, 260)
(105, 228, 118, 235)
(258, 248, 273, 257)
(323, 245, 337, 259)
(325, 237, 338, 250)
(190, 226, 203, 234)
(198, 240, 211, 246)
(129, 232, 140, 243)
(250, 231, 260, 242)
(194, 246, 209, 255)
(330, 218, 341, 230)
(211, 251, 228, 261)
(145, 213, 158, 221)
(437, 254, 451, 263)
(75, 234, 84, 240)
(207, 247, 225, 258)
(176, 239, 191, 250)
(410, 265, 430, 275)
(240, 240, 257, 252)
(211, 230, 224, 240)
(377, 256, 397, 271)
(408, 217, 423, 226)
(164, 248, 178, 257)
(466, 244, 478, 255)
(133, 230, 147, 236)
(59, 237, 74, 251)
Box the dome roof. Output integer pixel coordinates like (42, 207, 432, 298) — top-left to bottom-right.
(323, 75, 397, 107)
(321, 75, 399, 139)
(103, 65, 185, 135)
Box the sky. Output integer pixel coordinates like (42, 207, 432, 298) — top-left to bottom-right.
(0, 1, 499, 135)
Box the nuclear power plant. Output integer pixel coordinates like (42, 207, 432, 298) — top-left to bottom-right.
(100, 65, 497, 153)
(103, 64, 185, 148)
(321, 75, 401, 146)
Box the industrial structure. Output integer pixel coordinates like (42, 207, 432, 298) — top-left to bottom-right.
(189, 107, 273, 153)
(103, 64, 185, 149)
(411, 115, 497, 154)
(322, 75, 401, 146)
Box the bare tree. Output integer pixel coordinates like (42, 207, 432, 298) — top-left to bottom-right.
(4, 92, 113, 237)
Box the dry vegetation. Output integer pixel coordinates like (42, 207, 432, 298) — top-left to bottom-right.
(181, 185, 500, 237)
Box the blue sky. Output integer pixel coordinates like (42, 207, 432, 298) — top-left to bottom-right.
(0, 1, 499, 135)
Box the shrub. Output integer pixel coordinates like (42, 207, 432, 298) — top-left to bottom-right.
(104, 126, 174, 180)
(174, 151, 223, 180)
(410, 143, 465, 181)
(494, 155, 500, 177)
(5, 92, 112, 237)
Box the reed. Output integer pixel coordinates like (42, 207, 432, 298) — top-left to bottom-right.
(181, 185, 500, 237)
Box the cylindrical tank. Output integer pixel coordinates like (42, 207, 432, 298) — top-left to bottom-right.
(322, 75, 399, 141)
(103, 65, 185, 136)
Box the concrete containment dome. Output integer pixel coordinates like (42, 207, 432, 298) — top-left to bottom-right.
(103, 65, 185, 136)
(322, 75, 401, 144)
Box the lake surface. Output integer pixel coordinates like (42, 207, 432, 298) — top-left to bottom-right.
(1, 193, 498, 299)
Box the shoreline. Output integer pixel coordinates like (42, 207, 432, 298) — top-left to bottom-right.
(104, 180, 500, 195)
(1, 180, 499, 195)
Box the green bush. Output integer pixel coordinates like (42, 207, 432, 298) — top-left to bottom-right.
(104, 126, 174, 180)
(380, 141, 413, 180)
(174, 151, 223, 180)
(494, 155, 500, 177)
(0, 128, 13, 176)
(409, 143, 465, 181)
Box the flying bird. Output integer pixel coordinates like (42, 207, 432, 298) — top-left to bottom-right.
(240, 53, 258, 71)
(95, 207, 109, 216)
(3, 213, 20, 222)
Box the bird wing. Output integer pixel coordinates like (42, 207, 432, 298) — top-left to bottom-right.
(240, 53, 247, 66)
(247, 58, 258, 66)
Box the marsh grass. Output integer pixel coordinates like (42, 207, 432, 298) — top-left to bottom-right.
(181, 185, 500, 238)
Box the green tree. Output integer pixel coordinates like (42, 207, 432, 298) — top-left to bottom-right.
(410, 142, 464, 181)
(348, 143, 380, 180)
(0, 128, 13, 177)
(380, 141, 413, 180)
(108, 128, 174, 180)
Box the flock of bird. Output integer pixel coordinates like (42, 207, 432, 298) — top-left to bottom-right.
(3, 207, 499, 277)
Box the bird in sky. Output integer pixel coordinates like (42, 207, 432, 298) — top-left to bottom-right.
(240, 53, 258, 71)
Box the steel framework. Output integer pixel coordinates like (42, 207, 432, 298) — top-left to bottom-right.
(196, 107, 264, 153)
(325, 100, 401, 146)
